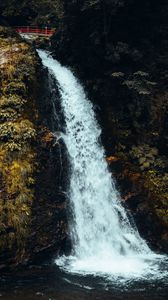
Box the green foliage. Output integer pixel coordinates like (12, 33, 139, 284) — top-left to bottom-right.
(0, 120, 36, 147)
(122, 71, 157, 95)
(0, 108, 19, 122)
(0, 95, 26, 110)
(0, 28, 38, 258)
(145, 170, 168, 194)
(0, 0, 63, 26)
(130, 144, 167, 171)
(2, 81, 26, 96)
(111, 72, 125, 78)
(144, 170, 168, 226)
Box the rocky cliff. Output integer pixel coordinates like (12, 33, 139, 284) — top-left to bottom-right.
(0, 27, 68, 269)
(51, 0, 168, 252)
(0, 0, 168, 266)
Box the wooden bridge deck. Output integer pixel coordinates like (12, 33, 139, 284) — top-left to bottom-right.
(15, 26, 56, 37)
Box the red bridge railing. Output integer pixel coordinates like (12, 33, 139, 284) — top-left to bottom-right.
(15, 26, 56, 37)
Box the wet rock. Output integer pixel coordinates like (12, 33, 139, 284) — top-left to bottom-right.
(0, 27, 69, 269)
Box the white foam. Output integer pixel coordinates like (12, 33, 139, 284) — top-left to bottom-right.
(38, 49, 167, 280)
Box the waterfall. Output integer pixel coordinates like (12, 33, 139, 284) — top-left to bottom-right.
(38, 50, 166, 279)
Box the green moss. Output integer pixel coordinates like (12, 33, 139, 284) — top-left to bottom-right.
(129, 144, 167, 171)
(143, 170, 168, 226)
(0, 95, 26, 110)
(2, 81, 27, 96)
(0, 28, 39, 261)
(0, 108, 19, 122)
(115, 144, 168, 229)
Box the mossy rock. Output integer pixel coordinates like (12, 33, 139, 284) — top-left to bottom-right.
(0, 27, 39, 265)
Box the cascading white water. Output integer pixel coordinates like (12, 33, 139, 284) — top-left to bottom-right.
(38, 50, 166, 279)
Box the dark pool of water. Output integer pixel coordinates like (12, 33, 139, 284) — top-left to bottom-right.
(0, 264, 167, 300)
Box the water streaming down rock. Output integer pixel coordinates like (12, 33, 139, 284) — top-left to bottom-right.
(38, 50, 166, 278)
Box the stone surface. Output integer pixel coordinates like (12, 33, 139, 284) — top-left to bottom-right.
(0, 27, 68, 269)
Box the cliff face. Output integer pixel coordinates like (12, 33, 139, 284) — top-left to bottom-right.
(52, 0, 168, 252)
(0, 0, 168, 264)
(0, 27, 68, 269)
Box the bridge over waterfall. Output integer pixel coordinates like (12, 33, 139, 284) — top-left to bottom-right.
(15, 26, 56, 37)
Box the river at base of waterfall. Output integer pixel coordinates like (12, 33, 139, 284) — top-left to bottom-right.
(0, 265, 168, 300)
